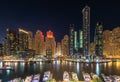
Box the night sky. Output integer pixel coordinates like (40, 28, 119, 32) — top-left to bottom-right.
(0, 0, 120, 43)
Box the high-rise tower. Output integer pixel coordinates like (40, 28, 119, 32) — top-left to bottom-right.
(6, 28, 18, 56)
(82, 5, 90, 57)
(69, 24, 74, 57)
(18, 28, 29, 51)
(61, 35, 69, 56)
(94, 22, 103, 56)
(34, 30, 44, 55)
(28, 31, 33, 49)
(74, 31, 78, 53)
(45, 30, 56, 58)
(79, 30, 83, 55)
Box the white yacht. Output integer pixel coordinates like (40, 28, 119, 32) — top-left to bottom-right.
(112, 75, 120, 82)
(42, 71, 52, 82)
(63, 71, 70, 82)
(32, 74, 40, 82)
(71, 72, 78, 81)
(90, 72, 99, 79)
(82, 72, 91, 82)
(11, 78, 21, 82)
(0, 66, 14, 70)
(24, 75, 33, 82)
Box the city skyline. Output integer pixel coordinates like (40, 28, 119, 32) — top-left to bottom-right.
(0, 0, 120, 42)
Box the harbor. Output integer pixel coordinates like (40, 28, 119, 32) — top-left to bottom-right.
(2, 71, 120, 82)
(0, 60, 120, 81)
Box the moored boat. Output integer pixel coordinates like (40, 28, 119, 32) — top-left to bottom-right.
(63, 71, 70, 82)
(24, 75, 33, 82)
(42, 71, 52, 82)
(82, 72, 91, 82)
(90, 72, 99, 79)
(71, 72, 78, 81)
(32, 74, 40, 82)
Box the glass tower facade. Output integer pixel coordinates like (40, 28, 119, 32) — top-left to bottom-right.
(74, 31, 78, 53)
(79, 30, 83, 54)
(95, 22, 103, 56)
(82, 5, 90, 57)
(69, 24, 74, 56)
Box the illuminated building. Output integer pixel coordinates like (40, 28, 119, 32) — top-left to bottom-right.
(79, 30, 83, 54)
(103, 30, 112, 57)
(45, 30, 56, 58)
(61, 35, 69, 56)
(103, 27, 120, 58)
(74, 31, 78, 53)
(18, 28, 35, 58)
(69, 24, 74, 57)
(0, 43, 2, 57)
(94, 22, 103, 56)
(2, 38, 7, 56)
(56, 42, 61, 56)
(18, 28, 29, 51)
(112, 27, 120, 56)
(34, 30, 44, 55)
(90, 42, 95, 55)
(6, 28, 18, 56)
(82, 5, 90, 57)
(28, 31, 33, 49)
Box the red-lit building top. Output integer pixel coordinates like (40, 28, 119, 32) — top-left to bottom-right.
(40, 31, 44, 42)
(47, 30, 54, 38)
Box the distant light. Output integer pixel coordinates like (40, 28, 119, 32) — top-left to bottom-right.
(19, 28, 29, 34)
(86, 59, 89, 62)
(96, 59, 99, 62)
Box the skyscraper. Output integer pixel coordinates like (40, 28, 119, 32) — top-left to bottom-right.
(69, 24, 74, 57)
(45, 30, 56, 58)
(82, 5, 90, 57)
(74, 31, 78, 53)
(61, 35, 69, 57)
(56, 42, 61, 56)
(18, 28, 35, 58)
(18, 28, 29, 51)
(34, 30, 44, 55)
(94, 22, 103, 56)
(0, 43, 3, 57)
(79, 30, 83, 55)
(2, 38, 7, 56)
(28, 31, 33, 49)
(6, 28, 18, 56)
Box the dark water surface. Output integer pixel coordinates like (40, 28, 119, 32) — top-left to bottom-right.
(0, 60, 120, 82)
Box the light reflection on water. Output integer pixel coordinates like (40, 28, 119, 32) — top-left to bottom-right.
(116, 61, 120, 69)
(77, 62, 80, 73)
(96, 63, 100, 75)
(55, 60, 60, 72)
(0, 62, 3, 68)
(0, 61, 120, 81)
(19, 62, 25, 73)
(6, 70, 10, 75)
